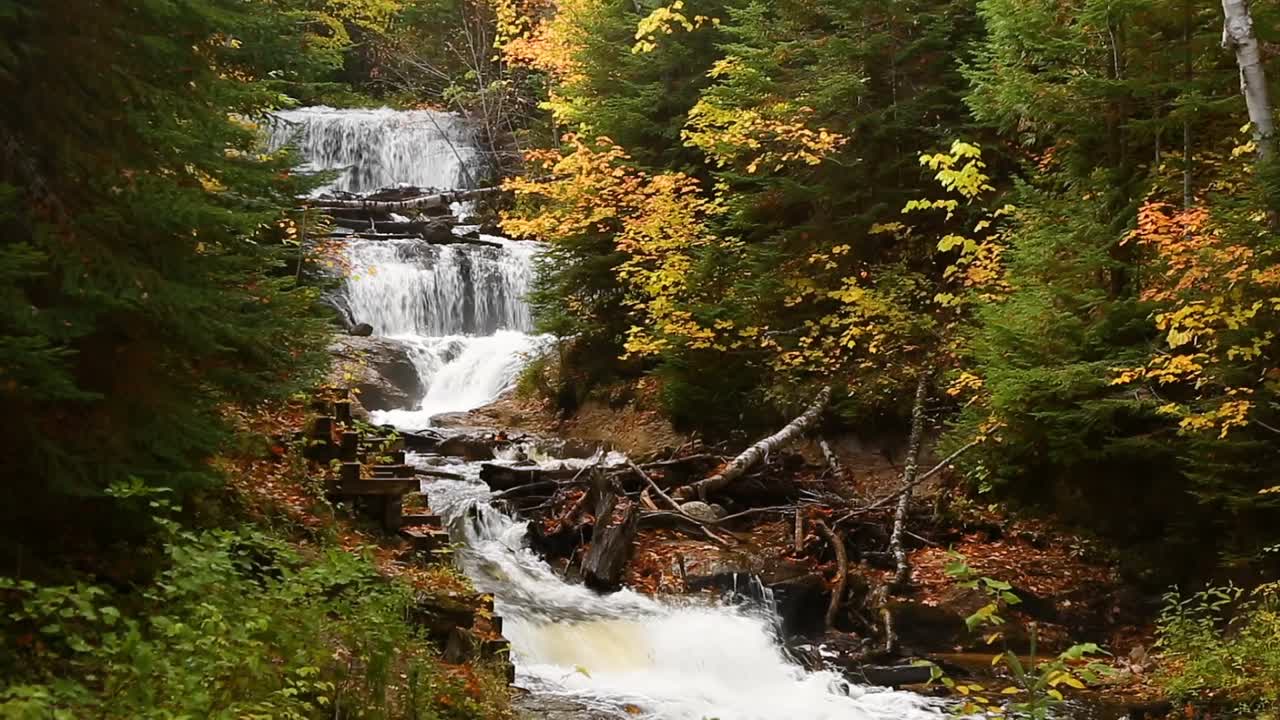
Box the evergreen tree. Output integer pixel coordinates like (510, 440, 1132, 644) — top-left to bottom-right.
(0, 0, 330, 547)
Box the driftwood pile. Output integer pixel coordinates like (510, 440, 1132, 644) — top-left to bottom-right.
(305, 185, 506, 248)
(475, 382, 982, 669)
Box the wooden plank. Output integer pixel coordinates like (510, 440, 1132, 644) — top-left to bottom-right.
(310, 416, 334, 439)
(340, 461, 360, 484)
(334, 399, 353, 425)
(327, 478, 418, 496)
(372, 463, 415, 478)
(402, 514, 444, 529)
(339, 431, 359, 462)
(400, 527, 450, 552)
(381, 496, 403, 531)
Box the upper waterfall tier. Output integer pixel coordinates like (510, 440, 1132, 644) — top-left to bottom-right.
(342, 237, 537, 337)
(267, 106, 479, 193)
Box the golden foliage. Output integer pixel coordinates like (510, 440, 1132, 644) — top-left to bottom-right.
(502, 135, 724, 356)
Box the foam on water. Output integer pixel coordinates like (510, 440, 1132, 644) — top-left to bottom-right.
(416, 456, 947, 720)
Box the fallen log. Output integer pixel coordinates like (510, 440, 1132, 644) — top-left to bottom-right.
(308, 186, 502, 212)
(327, 231, 504, 248)
(414, 468, 467, 482)
(855, 664, 934, 688)
(332, 218, 438, 233)
(479, 462, 585, 491)
(677, 386, 831, 500)
(329, 231, 424, 241)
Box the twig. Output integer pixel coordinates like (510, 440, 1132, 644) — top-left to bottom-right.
(628, 460, 730, 546)
(833, 438, 981, 525)
(708, 505, 794, 524)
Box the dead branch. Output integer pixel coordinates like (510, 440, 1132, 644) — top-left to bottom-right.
(816, 520, 848, 630)
(627, 459, 731, 546)
(677, 386, 832, 500)
(819, 437, 844, 480)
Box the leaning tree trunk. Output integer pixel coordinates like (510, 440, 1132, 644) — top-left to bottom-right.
(1222, 0, 1274, 159)
(677, 386, 832, 500)
(889, 374, 929, 591)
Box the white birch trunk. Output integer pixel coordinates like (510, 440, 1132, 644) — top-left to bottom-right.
(1222, 0, 1275, 158)
(678, 386, 832, 500)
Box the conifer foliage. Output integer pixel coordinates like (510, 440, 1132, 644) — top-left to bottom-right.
(0, 0, 330, 527)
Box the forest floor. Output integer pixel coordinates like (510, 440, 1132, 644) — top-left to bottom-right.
(458, 388, 1172, 713)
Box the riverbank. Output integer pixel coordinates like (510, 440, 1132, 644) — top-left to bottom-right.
(0, 394, 516, 719)
(449, 384, 1172, 716)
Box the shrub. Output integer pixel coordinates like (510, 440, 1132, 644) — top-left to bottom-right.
(1155, 582, 1280, 714)
(0, 521, 506, 720)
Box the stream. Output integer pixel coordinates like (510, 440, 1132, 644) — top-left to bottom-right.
(270, 106, 949, 720)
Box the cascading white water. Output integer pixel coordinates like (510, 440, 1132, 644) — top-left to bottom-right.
(268, 106, 478, 193)
(420, 459, 946, 720)
(343, 237, 536, 337)
(267, 107, 548, 426)
(276, 106, 945, 720)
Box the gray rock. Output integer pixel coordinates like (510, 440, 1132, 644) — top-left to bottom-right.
(328, 336, 424, 411)
(679, 501, 724, 523)
(348, 322, 374, 337)
(422, 218, 456, 244)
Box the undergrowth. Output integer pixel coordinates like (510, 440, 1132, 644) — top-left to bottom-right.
(0, 483, 508, 720)
(1155, 582, 1280, 715)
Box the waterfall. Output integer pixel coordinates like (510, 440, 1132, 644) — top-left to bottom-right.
(267, 106, 479, 193)
(270, 106, 547, 427)
(279, 106, 945, 720)
(420, 460, 946, 720)
(343, 237, 536, 337)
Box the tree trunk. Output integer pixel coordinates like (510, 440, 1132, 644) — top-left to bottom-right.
(1222, 0, 1274, 159)
(677, 386, 832, 500)
(582, 473, 640, 591)
(889, 374, 928, 591)
(309, 186, 502, 212)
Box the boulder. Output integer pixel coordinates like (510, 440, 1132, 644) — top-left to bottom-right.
(682, 552, 829, 638)
(348, 322, 374, 337)
(679, 501, 724, 523)
(328, 336, 424, 411)
(422, 218, 457, 244)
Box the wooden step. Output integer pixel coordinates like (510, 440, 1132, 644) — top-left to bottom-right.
(401, 514, 444, 529)
(326, 478, 419, 497)
(480, 637, 510, 659)
(371, 463, 416, 479)
(400, 527, 451, 553)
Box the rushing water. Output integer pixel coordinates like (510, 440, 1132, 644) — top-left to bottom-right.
(274, 106, 946, 720)
(268, 106, 479, 193)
